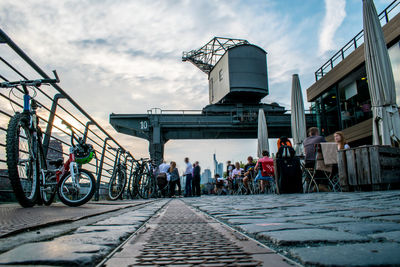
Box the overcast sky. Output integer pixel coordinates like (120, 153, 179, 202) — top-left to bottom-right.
(0, 0, 393, 174)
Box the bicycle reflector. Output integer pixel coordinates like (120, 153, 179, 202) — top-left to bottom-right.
(74, 144, 94, 164)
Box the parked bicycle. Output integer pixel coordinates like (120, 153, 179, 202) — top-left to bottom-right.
(136, 159, 157, 199)
(1, 72, 96, 207)
(40, 120, 96, 206)
(107, 146, 127, 200)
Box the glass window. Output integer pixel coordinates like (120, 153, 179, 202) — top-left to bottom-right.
(337, 66, 372, 129)
(219, 69, 223, 81)
(320, 86, 340, 136)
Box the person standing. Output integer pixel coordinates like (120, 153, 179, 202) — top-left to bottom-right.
(193, 161, 201, 197)
(168, 161, 180, 197)
(183, 157, 193, 197)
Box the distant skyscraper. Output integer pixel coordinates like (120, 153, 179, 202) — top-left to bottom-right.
(201, 169, 212, 184)
(217, 163, 223, 177)
(213, 153, 218, 175)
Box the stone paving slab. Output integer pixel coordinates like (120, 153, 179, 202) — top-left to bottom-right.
(370, 230, 400, 242)
(237, 222, 314, 235)
(0, 200, 153, 237)
(290, 243, 400, 266)
(258, 228, 368, 245)
(322, 221, 400, 234)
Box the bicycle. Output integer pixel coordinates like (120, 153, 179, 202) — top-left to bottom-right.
(1, 72, 95, 207)
(107, 146, 128, 200)
(1, 72, 59, 207)
(41, 120, 97, 206)
(136, 159, 157, 199)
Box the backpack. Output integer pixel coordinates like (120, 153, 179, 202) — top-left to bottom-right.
(276, 145, 295, 159)
(277, 137, 292, 150)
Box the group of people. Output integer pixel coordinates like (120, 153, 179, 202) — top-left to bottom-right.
(155, 128, 350, 197)
(215, 150, 276, 195)
(213, 128, 350, 195)
(156, 157, 201, 197)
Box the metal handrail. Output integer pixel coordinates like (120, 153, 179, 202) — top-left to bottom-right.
(315, 0, 400, 81)
(0, 28, 136, 201)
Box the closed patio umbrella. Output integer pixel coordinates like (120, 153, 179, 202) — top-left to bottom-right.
(257, 108, 269, 158)
(363, 0, 400, 146)
(291, 74, 307, 155)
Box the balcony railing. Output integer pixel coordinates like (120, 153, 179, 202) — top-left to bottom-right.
(315, 0, 400, 81)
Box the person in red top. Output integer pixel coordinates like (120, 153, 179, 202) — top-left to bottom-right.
(254, 150, 275, 193)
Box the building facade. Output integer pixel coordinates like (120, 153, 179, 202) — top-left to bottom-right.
(306, 6, 400, 145)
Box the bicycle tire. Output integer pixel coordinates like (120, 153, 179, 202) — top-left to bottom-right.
(57, 168, 96, 207)
(137, 172, 152, 199)
(128, 174, 139, 199)
(108, 169, 127, 200)
(6, 113, 39, 207)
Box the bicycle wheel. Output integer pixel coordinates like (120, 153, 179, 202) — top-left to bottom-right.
(108, 169, 127, 200)
(6, 113, 39, 207)
(138, 172, 152, 199)
(57, 168, 96, 207)
(128, 173, 139, 199)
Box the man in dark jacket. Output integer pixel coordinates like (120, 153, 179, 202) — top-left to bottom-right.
(303, 127, 326, 168)
(192, 161, 201, 197)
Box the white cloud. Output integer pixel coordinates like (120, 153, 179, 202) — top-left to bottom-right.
(0, 0, 330, 173)
(319, 0, 347, 55)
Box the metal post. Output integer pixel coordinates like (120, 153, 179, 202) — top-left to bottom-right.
(83, 121, 94, 143)
(95, 137, 110, 201)
(384, 10, 389, 23)
(43, 93, 65, 157)
(126, 158, 134, 199)
(353, 37, 358, 49)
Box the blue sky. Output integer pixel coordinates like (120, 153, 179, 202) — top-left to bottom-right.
(0, 0, 395, 173)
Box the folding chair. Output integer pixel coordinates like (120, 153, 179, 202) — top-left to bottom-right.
(234, 177, 247, 195)
(302, 143, 342, 193)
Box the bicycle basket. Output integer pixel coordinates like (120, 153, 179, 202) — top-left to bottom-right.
(74, 143, 94, 164)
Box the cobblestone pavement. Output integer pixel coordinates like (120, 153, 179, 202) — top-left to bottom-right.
(0, 199, 153, 237)
(0, 200, 168, 266)
(183, 191, 400, 266)
(103, 199, 293, 267)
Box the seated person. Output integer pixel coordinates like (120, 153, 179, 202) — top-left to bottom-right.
(231, 162, 244, 191)
(214, 174, 225, 195)
(334, 131, 350, 150)
(157, 160, 170, 197)
(243, 156, 256, 194)
(254, 150, 275, 193)
(303, 127, 326, 168)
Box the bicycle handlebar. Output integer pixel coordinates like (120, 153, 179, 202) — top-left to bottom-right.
(0, 70, 60, 88)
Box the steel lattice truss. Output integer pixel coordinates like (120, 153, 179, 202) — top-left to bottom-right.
(182, 37, 250, 74)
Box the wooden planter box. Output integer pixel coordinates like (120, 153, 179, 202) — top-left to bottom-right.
(338, 145, 400, 191)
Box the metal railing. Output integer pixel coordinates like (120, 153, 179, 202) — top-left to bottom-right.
(0, 28, 135, 201)
(315, 0, 400, 81)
